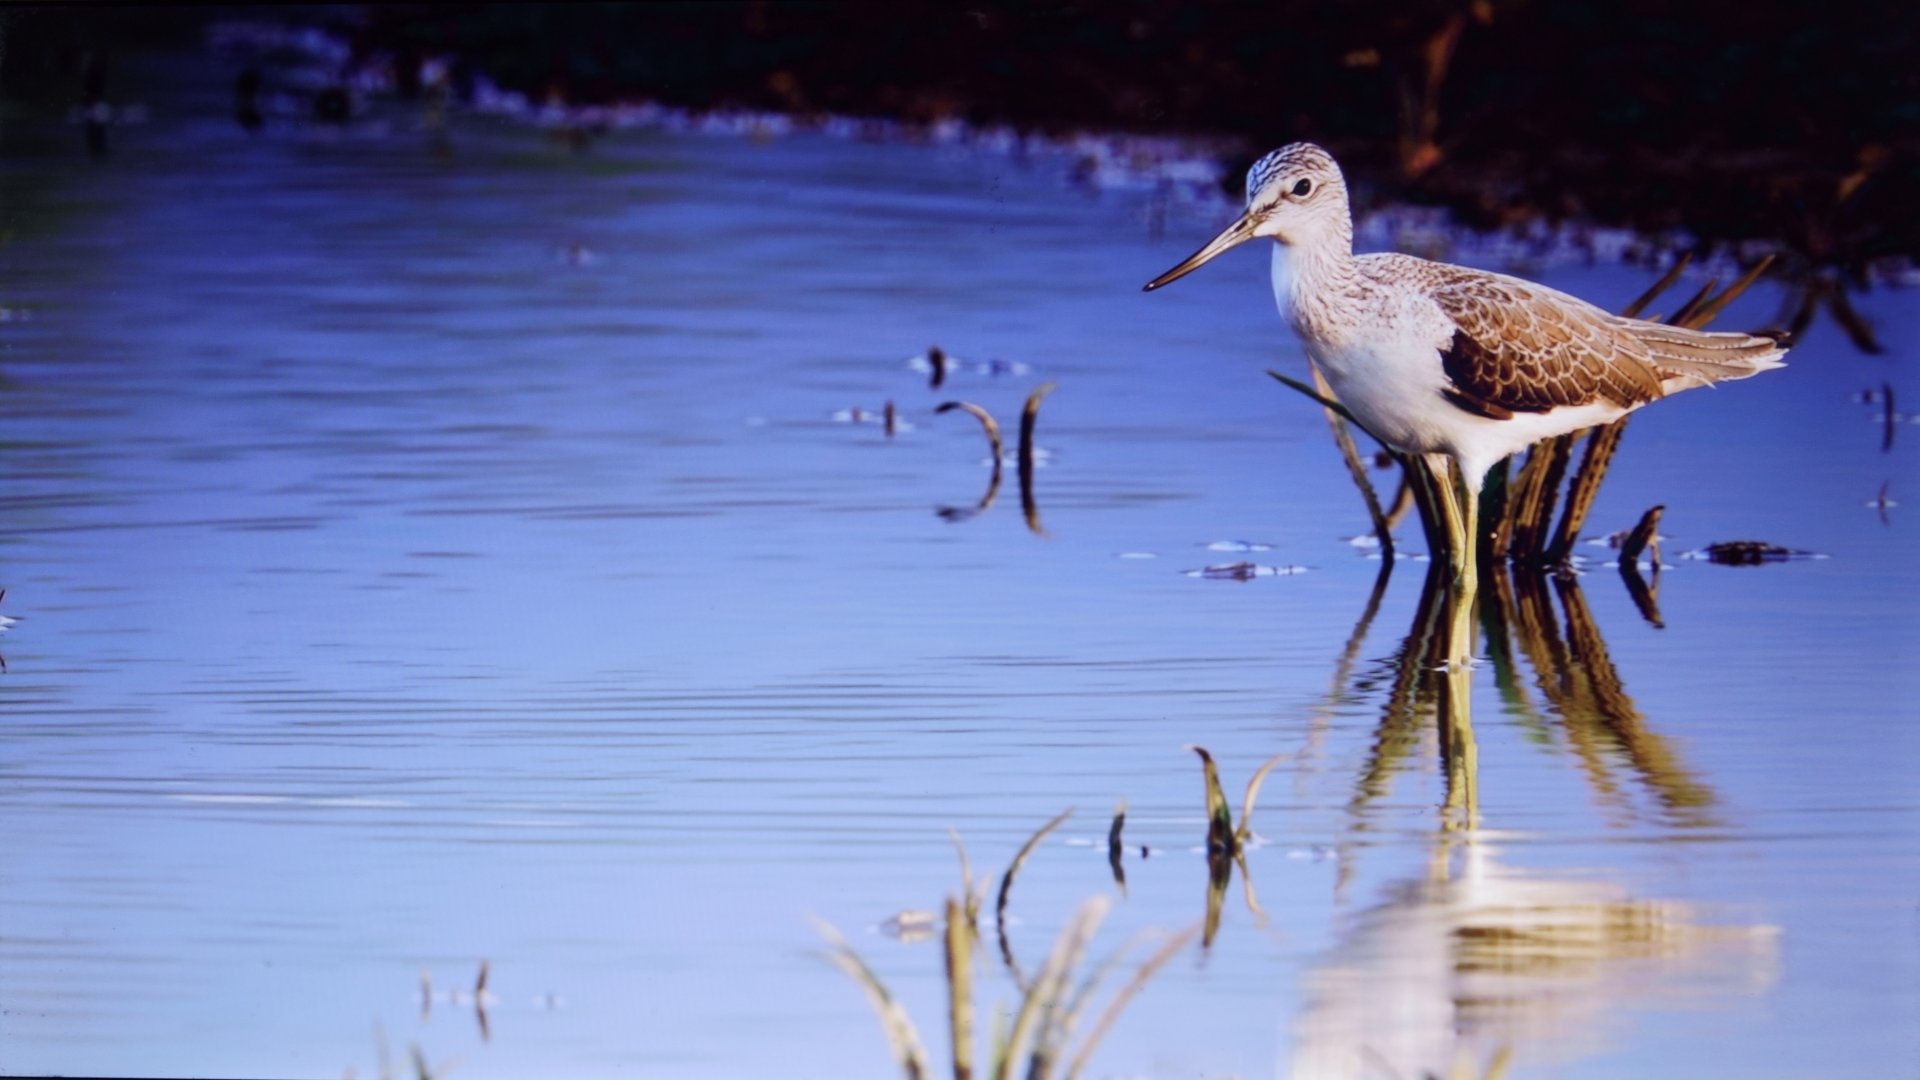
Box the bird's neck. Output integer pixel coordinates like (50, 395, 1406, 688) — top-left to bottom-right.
(1270, 224, 1360, 346)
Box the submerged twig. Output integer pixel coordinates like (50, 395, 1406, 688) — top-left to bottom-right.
(1621, 251, 1694, 318)
(1619, 504, 1664, 567)
(1311, 363, 1396, 560)
(1019, 382, 1057, 536)
(927, 344, 949, 389)
(936, 401, 1004, 520)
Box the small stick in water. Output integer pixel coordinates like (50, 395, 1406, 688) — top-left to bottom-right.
(1020, 382, 1057, 536)
(1107, 799, 1127, 892)
(935, 401, 1004, 519)
(928, 345, 948, 389)
(1619, 505, 1665, 568)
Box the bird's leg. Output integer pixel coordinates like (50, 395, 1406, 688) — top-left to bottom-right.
(1425, 454, 1468, 581)
(1426, 454, 1479, 674)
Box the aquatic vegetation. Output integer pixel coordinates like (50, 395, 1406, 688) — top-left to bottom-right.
(1185, 747, 1286, 946)
(934, 400, 1005, 522)
(818, 815, 1196, 1080)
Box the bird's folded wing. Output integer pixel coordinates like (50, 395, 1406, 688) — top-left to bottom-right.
(1427, 271, 1666, 420)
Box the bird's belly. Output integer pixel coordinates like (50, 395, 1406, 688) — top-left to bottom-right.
(1311, 341, 1455, 454)
(1312, 338, 1631, 479)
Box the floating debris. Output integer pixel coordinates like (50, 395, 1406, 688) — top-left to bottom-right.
(1870, 482, 1898, 525)
(1341, 533, 1383, 550)
(1686, 541, 1827, 566)
(1185, 562, 1311, 580)
(1204, 540, 1273, 552)
(832, 405, 913, 432)
(1114, 551, 1158, 560)
(879, 909, 939, 943)
(906, 349, 1031, 383)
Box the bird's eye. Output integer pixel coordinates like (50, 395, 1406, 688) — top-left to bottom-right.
(1292, 178, 1314, 197)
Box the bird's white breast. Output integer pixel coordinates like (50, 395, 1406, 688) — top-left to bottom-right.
(1271, 245, 1457, 454)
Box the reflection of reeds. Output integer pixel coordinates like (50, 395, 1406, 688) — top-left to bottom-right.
(1338, 561, 1713, 833)
(935, 401, 1003, 520)
(934, 386, 1052, 532)
(820, 818, 1195, 1080)
(1512, 571, 1716, 827)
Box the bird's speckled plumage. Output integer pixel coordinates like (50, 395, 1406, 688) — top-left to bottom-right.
(1149, 141, 1786, 493)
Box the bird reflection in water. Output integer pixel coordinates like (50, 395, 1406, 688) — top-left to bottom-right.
(1284, 561, 1775, 1078)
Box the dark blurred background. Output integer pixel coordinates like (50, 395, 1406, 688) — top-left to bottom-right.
(4, 2, 1917, 270)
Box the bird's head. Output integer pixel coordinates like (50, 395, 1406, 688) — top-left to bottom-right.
(1143, 142, 1349, 291)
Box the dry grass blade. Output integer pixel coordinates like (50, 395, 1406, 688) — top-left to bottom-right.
(1055, 930, 1152, 1057)
(1544, 419, 1626, 564)
(1311, 364, 1396, 560)
(1233, 754, 1288, 848)
(1620, 250, 1693, 318)
(1185, 746, 1234, 857)
(1268, 369, 1372, 436)
(997, 808, 1073, 984)
(944, 896, 975, 1080)
(996, 808, 1072, 931)
(937, 401, 1004, 460)
(936, 401, 1005, 520)
(1506, 435, 1573, 563)
(1684, 254, 1774, 328)
(950, 828, 981, 930)
(1619, 504, 1664, 566)
(1667, 276, 1720, 326)
(1060, 924, 1201, 1080)
(816, 918, 933, 1080)
(1019, 382, 1057, 536)
(994, 896, 1110, 1080)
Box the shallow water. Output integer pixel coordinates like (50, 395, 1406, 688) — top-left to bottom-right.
(1, 51, 1916, 1079)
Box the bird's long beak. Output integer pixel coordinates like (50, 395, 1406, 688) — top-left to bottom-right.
(1142, 212, 1258, 291)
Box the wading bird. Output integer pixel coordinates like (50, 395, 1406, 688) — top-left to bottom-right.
(1145, 142, 1786, 603)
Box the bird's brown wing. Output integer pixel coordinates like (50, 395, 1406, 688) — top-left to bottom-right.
(1425, 270, 1666, 421)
